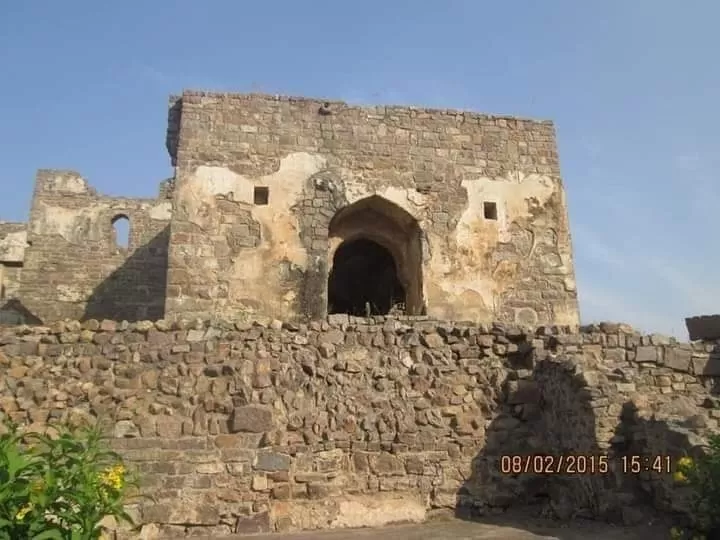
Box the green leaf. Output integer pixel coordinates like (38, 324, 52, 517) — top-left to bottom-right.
(31, 530, 65, 540)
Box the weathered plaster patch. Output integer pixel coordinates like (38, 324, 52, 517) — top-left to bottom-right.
(457, 172, 556, 244)
(341, 182, 429, 221)
(424, 173, 560, 321)
(180, 152, 327, 316)
(553, 304, 579, 326)
(149, 201, 172, 221)
(185, 152, 325, 267)
(46, 173, 89, 194)
(31, 203, 105, 243)
(0, 230, 27, 262)
(32, 199, 168, 247)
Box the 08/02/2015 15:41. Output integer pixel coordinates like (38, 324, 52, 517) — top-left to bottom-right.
(499, 454, 674, 475)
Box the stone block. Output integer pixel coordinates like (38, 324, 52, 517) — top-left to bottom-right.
(156, 416, 184, 439)
(142, 502, 219, 525)
(307, 482, 334, 499)
(255, 451, 291, 471)
(328, 314, 349, 326)
(634, 346, 658, 363)
(319, 330, 345, 345)
(252, 475, 268, 491)
(114, 420, 139, 438)
(506, 380, 540, 404)
(99, 320, 117, 332)
(272, 483, 291, 499)
(420, 333, 445, 348)
(234, 512, 270, 534)
(662, 347, 692, 372)
(336, 346, 369, 363)
(693, 355, 720, 376)
(229, 405, 274, 433)
(615, 382, 636, 392)
(369, 453, 404, 476)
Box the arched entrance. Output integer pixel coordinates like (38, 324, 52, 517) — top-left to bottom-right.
(328, 238, 405, 316)
(327, 195, 424, 316)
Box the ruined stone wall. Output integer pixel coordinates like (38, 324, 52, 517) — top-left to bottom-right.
(17, 170, 173, 323)
(0, 222, 28, 324)
(166, 91, 578, 327)
(0, 221, 26, 300)
(0, 317, 716, 536)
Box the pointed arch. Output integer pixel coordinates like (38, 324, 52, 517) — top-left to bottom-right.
(327, 195, 424, 315)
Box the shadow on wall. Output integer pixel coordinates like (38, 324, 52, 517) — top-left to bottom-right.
(82, 226, 170, 322)
(613, 401, 712, 532)
(0, 298, 43, 325)
(454, 340, 710, 536)
(454, 348, 611, 524)
(705, 344, 720, 396)
(453, 345, 632, 530)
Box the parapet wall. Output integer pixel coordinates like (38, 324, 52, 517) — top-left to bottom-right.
(1, 316, 717, 536)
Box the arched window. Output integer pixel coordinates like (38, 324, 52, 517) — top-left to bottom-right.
(111, 215, 130, 249)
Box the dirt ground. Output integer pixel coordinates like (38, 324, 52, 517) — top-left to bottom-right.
(202, 510, 674, 540)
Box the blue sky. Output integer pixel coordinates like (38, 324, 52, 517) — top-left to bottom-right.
(1, 1, 718, 338)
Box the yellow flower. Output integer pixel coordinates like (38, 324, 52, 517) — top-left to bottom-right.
(98, 464, 126, 491)
(673, 470, 687, 483)
(15, 503, 33, 521)
(678, 456, 694, 471)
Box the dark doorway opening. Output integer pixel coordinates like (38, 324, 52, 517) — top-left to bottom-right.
(325, 195, 424, 317)
(328, 238, 406, 316)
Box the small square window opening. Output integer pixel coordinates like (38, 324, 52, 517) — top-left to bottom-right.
(254, 186, 269, 205)
(483, 201, 498, 220)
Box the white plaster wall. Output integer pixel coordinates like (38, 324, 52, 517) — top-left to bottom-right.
(45, 173, 90, 194)
(0, 230, 27, 263)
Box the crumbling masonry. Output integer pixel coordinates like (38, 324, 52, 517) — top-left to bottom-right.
(9, 93, 708, 538)
(0, 90, 579, 327)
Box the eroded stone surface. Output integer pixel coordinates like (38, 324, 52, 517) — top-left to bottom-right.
(0, 318, 716, 537)
(3, 91, 579, 327)
(166, 91, 579, 326)
(6, 171, 173, 323)
(0, 222, 26, 322)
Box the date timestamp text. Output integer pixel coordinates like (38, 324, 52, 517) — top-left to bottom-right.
(500, 454, 673, 475)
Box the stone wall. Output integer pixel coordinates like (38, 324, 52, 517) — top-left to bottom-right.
(0, 222, 28, 324)
(166, 91, 578, 326)
(1, 317, 717, 536)
(17, 170, 173, 323)
(0, 221, 26, 300)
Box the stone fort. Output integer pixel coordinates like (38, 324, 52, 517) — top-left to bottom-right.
(4, 91, 716, 538)
(0, 90, 578, 327)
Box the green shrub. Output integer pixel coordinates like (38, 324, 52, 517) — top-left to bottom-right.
(673, 434, 720, 538)
(0, 419, 139, 540)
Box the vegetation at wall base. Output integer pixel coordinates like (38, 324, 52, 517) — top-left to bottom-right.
(0, 418, 139, 540)
(670, 434, 720, 539)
